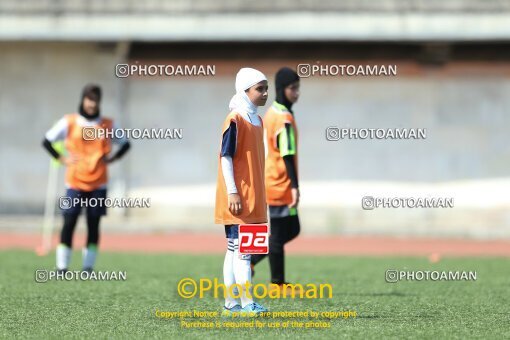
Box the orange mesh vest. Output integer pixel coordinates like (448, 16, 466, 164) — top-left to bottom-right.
(65, 114, 112, 191)
(264, 105, 298, 206)
(215, 111, 267, 225)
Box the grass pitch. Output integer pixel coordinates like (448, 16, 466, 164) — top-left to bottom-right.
(1, 250, 509, 339)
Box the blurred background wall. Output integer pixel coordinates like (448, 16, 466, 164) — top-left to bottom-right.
(1, 0, 510, 238)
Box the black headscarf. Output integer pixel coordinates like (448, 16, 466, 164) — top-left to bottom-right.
(79, 84, 101, 120)
(275, 67, 300, 113)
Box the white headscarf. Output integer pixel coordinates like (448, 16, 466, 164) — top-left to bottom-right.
(229, 68, 267, 120)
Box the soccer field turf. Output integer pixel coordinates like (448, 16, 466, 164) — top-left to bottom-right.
(1, 250, 508, 339)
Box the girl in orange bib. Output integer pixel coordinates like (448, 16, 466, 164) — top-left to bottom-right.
(42, 84, 130, 273)
(251, 67, 301, 286)
(215, 68, 269, 315)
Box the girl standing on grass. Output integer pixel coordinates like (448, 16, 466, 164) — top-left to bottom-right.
(215, 68, 269, 316)
(42, 84, 130, 273)
(251, 67, 301, 287)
